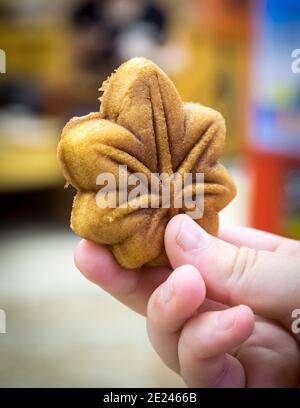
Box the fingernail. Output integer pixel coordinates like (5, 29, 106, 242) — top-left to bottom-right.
(176, 216, 211, 251)
(217, 309, 236, 331)
(160, 275, 174, 303)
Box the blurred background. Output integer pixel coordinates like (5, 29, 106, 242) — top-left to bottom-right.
(0, 0, 299, 387)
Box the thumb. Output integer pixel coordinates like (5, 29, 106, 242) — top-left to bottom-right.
(165, 214, 300, 323)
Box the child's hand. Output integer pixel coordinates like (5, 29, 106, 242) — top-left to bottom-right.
(75, 214, 300, 387)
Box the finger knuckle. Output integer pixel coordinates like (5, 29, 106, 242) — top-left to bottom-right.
(226, 246, 259, 301)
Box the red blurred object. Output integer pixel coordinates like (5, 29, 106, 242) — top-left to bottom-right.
(193, 0, 250, 37)
(247, 0, 300, 239)
(249, 151, 300, 237)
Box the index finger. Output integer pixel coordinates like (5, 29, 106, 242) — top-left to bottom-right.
(219, 225, 300, 256)
(74, 239, 171, 315)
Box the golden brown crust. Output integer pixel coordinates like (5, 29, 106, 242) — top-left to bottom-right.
(57, 57, 236, 269)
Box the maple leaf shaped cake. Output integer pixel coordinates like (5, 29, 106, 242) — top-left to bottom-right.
(57, 57, 236, 269)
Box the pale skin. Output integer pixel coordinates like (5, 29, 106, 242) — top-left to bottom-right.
(75, 214, 300, 387)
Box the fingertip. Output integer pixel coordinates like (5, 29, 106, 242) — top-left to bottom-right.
(147, 264, 207, 346)
(74, 239, 90, 275)
(165, 214, 197, 268)
(165, 214, 188, 245)
(216, 305, 254, 347)
(149, 264, 206, 327)
(179, 305, 255, 363)
(234, 305, 255, 340)
(171, 264, 206, 307)
(74, 239, 115, 285)
(236, 304, 255, 320)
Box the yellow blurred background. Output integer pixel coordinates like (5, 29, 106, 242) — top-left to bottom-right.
(0, 0, 299, 387)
